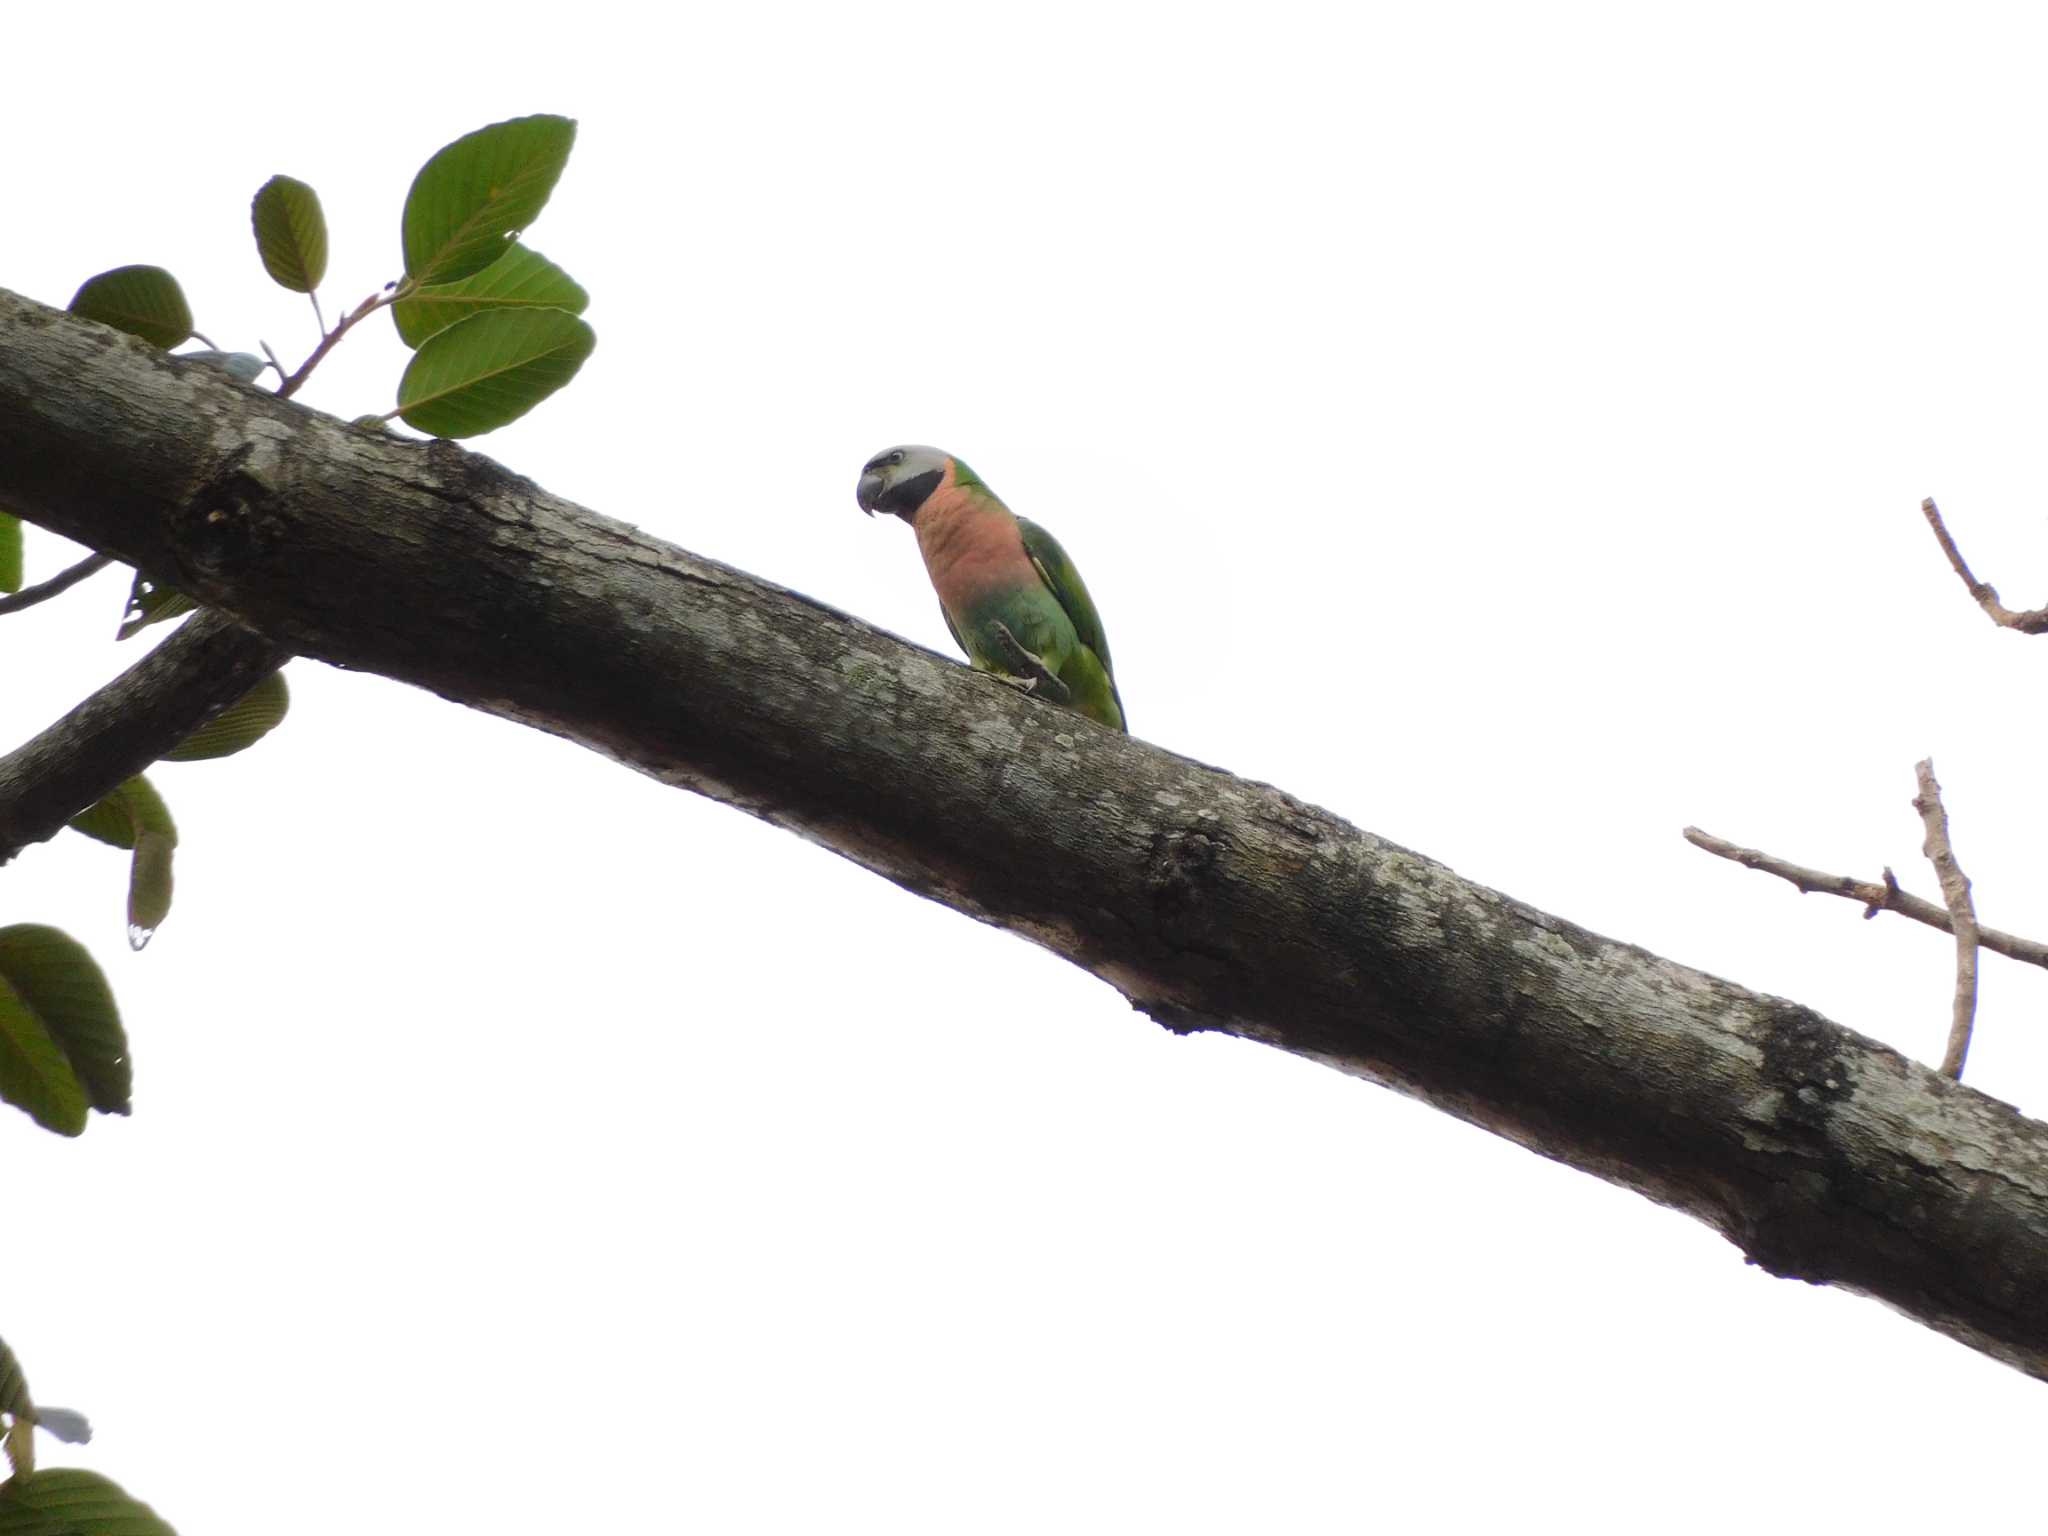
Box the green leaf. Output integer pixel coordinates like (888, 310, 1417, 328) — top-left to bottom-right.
(0, 514, 20, 594)
(251, 175, 328, 293)
(0, 1337, 31, 1420)
(68, 777, 175, 851)
(128, 835, 174, 951)
(67, 266, 192, 350)
(0, 973, 88, 1138)
(160, 670, 289, 762)
(64, 780, 177, 953)
(392, 243, 589, 349)
(396, 307, 594, 438)
(117, 572, 196, 640)
(0, 926, 129, 1115)
(402, 114, 576, 287)
(0, 1470, 178, 1536)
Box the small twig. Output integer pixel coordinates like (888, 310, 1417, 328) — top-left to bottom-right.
(276, 286, 400, 400)
(0, 551, 113, 617)
(1912, 760, 1980, 1079)
(1920, 497, 2048, 634)
(1682, 827, 2048, 972)
(308, 289, 327, 335)
(258, 338, 287, 384)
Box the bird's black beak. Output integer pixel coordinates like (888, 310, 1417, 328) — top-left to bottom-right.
(856, 469, 886, 516)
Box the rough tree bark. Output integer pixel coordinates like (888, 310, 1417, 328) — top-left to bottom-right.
(4, 286, 2046, 1380)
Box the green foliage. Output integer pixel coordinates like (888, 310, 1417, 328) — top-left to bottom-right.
(0, 106, 597, 1513)
(0, 1470, 176, 1536)
(67, 777, 174, 852)
(66, 778, 178, 951)
(0, 1335, 93, 1483)
(115, 573, 195, 640)
(402, 114, 576, 287)
(398, 306, 595, 437)
(126, 838, 173, 952)
(0, 927, 129, 1117)
(66, 267, 191, 350)
(8, 109, 590, 1131)
(250, 175, 328, 293)
(0, 1338, 31, 1422)
(0, 972, 90, 1137)
(0, 105, 610, 1535)
(392, 243, 589, 349)
(160, 671, 289, 762)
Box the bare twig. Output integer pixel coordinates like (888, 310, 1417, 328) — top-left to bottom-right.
(275, 286, 399, 400)
(0, 551, 113, 616)
(1912, 760, 1980, 1078)
(1920, 497, 2048, 634)
(1682, 827, 2048, 972)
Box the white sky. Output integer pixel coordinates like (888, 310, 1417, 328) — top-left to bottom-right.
(6, 3, 2048, 1530)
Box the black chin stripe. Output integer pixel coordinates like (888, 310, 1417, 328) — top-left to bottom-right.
(879, 468, 943, 518)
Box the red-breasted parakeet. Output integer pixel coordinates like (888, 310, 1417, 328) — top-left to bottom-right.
(857, 445, 1126, 732)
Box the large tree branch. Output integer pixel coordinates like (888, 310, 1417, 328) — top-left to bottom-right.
(5, 286, 2048, 1380)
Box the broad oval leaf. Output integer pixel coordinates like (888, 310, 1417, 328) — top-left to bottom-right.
(117, 572, 196, 641)
(0, 925, 129, 1115)
(0, 973, 88, 1137)
(396, 307, 595, 438)
(0, 513, 20, 594)
(392, 243, 589, 349)
(0, 1469, 178, 1536)
(402, 114, 576, 287)
(160, 670, 289, 762)
(68, 777, 175, 851)
(251, 174, 328, 292)
(67, 266, 192, 349)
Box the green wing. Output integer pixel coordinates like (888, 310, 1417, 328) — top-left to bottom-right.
(1017, 516, 1124, 723)
(1018, 517, 1112, 668)
(938, 604, 967, 657)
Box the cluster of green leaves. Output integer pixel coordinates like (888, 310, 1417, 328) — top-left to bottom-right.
(65, 669, 290, 952)
(0, 114, 597, 1529)
(3, 114, 592, 631)
(2, 112, 594, 1143)
(0, 669, 291, 1146)
(0, 926, 129, 1138)
(389, 115, 593, 435)
(0, 1336, 165, 1536)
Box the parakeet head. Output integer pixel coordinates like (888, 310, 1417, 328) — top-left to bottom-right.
(856, 444, 953, 521)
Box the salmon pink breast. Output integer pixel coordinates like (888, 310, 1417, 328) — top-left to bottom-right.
(914, 488, 1035, 614)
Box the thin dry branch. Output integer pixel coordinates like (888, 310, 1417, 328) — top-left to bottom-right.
(1682, 827, 2048, 971)
(1913, 760, 1981, 1078)
(0, 552, 112, 617)
(1920, 497, 2048, 633)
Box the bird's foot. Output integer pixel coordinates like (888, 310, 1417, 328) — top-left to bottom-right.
(987, 623, 1072, 704)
